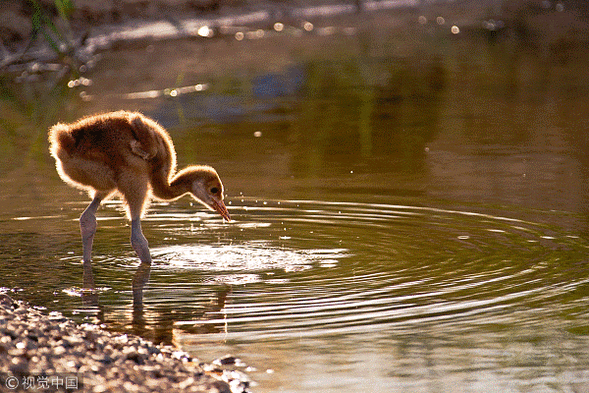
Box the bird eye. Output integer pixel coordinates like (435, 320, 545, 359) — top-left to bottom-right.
(210, 187, 219, 194)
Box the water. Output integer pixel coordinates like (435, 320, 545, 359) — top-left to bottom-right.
(2, 9, 589, 392)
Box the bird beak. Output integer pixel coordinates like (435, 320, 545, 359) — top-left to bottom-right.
(212, 199, 231, 222)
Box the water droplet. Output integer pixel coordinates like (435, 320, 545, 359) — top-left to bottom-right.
(451, 25, 460, 34)
(274, 22, 284, 32)
(436, 16, 445, 25)
(418, 15, 427, 25)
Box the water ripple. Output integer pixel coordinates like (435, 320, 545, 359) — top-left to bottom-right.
(165, 198, 589, 342)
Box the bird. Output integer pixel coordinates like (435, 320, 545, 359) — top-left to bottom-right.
(48, 110, 230, 267)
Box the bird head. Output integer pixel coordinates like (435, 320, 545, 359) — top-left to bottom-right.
(186, 166, 231, 221)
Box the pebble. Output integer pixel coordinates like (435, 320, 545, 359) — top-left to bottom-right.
(0, 296, 251, 392)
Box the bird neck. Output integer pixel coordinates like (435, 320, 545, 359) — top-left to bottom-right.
(151, 170, 192, 200)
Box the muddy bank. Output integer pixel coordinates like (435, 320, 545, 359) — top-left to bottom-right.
(0, 294, 250, 393)
(2, 0, 588, 71)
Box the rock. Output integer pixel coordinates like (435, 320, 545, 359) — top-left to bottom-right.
(0, 295, 249, 392)
(0, 294, 15, 307)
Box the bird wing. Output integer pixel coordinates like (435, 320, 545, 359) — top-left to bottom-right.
(130, 139, 155, 160)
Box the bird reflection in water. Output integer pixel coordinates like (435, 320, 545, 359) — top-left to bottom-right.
(80, 260, 231, 344)
(131, 264, 233, 343)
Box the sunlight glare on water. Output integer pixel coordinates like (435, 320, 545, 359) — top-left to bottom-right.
(151, 242, 349, 275)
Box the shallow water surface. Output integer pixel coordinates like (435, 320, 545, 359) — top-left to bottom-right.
(5, 197, 589, 392)
(2, 10, 589, 392)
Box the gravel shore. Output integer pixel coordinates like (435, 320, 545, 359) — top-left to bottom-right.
(0, 295, 250, 393)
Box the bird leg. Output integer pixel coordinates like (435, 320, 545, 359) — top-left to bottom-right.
(80, 195, 102, 288)
(131, 219, 152, 264)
